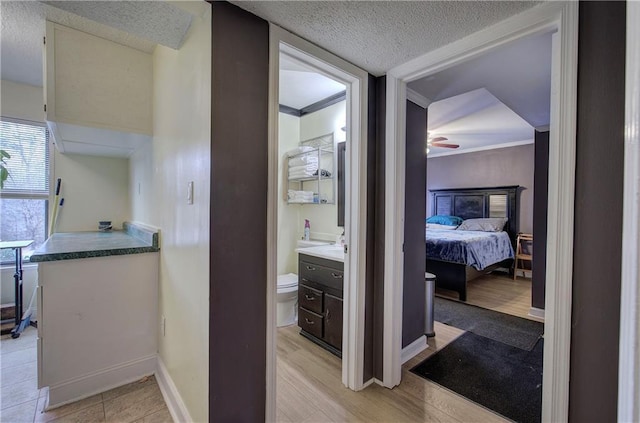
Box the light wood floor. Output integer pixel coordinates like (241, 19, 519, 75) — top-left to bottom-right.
(0, 327, 172, 423)
(277, 323, 510, 423)
(436, 271, 543, 322)
(277, 272, 541, 422)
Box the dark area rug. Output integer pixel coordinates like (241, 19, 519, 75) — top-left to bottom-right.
(411, 332, 543, 423)
(435, 296, 543, 350)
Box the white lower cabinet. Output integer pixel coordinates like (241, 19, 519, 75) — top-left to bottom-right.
(37, 253, 158, 409)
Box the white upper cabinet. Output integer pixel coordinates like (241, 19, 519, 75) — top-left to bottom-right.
(44, 22, 153, 158)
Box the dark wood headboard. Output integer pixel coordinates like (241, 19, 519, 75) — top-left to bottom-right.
(429, 186, 521, 246)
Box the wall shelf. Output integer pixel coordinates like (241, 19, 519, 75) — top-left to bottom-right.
(286, 133, 335, 205)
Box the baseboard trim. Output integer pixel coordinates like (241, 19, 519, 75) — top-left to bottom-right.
(372, 378, 385, 387)
(401, 335, 428, 364)
(529, 307, 546, 321)
(47, 354, 157, 409)
(156, 356, 192, 423)
(361, 377, 375, 389)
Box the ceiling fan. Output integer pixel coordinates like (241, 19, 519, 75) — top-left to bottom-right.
(426, 134, 460, 153)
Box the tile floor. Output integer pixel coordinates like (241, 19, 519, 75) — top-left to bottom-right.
(1, 327, 172, 423)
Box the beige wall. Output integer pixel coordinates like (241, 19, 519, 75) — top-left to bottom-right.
(1, 80, 45, 122)
(129, 4, 211, 421)
(1, 80, 130, 233)
(278, 113, 301, 274)
(1, 81, 128, 309)
(53, 151, 130, 232)
(298, 101, 346, 242)
(277, 100, 347, 275)
(426, 143, 535, 233)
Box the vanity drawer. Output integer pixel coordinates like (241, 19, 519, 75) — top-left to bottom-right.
(299, 284, 323, 314)
(298, 308, 323, 339)
(300, 261, 344, 292)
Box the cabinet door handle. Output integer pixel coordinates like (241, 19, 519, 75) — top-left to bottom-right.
(331, 272, 342, 279)
(306, 265, 316, 271)
(304, 294, 315, 301)
(326, 309, 330, 319)
(304, 318, 315, 325)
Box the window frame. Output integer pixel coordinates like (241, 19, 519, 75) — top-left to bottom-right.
(0, 116, 53, 264)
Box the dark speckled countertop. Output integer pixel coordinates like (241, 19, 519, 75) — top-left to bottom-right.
(30, 222, 159, 262)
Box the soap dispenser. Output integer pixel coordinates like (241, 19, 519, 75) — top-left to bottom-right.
(303, 219, 310, 241)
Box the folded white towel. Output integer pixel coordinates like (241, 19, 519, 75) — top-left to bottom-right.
(289, 164, 318, 172)
(289, 173, 315, 180)
(287, 190, 314, 200)
(289, 155, 318, 167)
(286, 146, 315, 157)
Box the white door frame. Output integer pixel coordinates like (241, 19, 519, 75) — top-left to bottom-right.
(618, 2, 640, 421)
(383, 3, 578, 422)
(266, 24, 369, 422)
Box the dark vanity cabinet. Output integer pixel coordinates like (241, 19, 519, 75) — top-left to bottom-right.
(297, 254, 344, 357)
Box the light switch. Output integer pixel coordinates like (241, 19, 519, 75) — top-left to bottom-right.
(187, 181, 194, 204)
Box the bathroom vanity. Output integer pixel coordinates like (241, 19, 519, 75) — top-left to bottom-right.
(296, 244, 344, 357)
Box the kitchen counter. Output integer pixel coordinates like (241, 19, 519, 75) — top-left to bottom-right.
(35, 221, 159, 408)
(30, 222, 159, 262)
(296, 244, 345, 263)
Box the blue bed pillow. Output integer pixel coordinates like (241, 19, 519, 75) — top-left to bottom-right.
(426, 215, 463, 227)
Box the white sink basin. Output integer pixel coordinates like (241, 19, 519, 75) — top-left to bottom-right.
(296, 243, 345, 262)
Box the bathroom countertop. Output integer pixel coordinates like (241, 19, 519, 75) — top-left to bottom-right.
(296, 244, 345, 263)
(30, 222, 159, 263)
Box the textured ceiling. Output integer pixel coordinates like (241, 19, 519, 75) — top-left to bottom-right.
(230, 1, 541, 75)
(0, 1, 194, 87)
(41, 1, 193, 49)
(427, 88, 534, 157)
(409, 31, 553, 128)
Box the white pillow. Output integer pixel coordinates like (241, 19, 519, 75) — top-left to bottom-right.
(426, 223, 458, 230)
(457, 218, 508, 232)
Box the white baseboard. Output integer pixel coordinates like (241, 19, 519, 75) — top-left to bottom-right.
(361, 377, 375, 389)
(401, 335, 428, 364)
(47, 355, 157, 409)
(372, 378, 385, 387)
(156, 356, 192, 423)
(529, 307, 546, 321)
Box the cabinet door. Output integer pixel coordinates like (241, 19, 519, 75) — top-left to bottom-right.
(299, 308, 323, 339)
(298, 284, 323, 314)
(323, 293, 343, 351)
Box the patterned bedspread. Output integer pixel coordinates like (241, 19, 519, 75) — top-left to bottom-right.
(425, 229, 515, 270)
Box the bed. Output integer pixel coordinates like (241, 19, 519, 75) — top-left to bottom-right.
(426, 186, 520, 301)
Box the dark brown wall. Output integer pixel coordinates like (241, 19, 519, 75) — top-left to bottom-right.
(532, 131, 549, 309)
(365, 75, 387, 382)
(363, 75, 376, 382)
(427, 144, 535, 233)
(373, 76, 386, 380)
(209, 3, 268, 422)
(570, 2, 625, 422)
(402, 100, 427, 348)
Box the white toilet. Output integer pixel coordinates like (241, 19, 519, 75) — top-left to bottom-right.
(276, 273, 299, 327)
(276, 240, 330, 327)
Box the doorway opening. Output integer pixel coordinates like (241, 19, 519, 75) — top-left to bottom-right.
(383, 3, 579, 422)
(266, 26, 369, 421)
(399, 29, 552, 423)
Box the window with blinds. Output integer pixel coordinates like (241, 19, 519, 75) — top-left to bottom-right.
(489, 194, 508, 218)
(0, 118, 50, 263)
